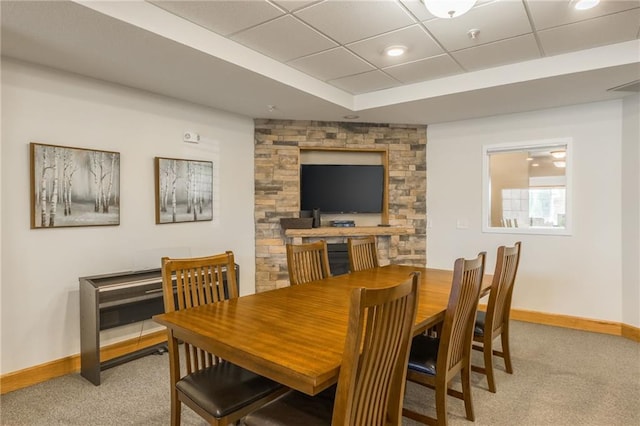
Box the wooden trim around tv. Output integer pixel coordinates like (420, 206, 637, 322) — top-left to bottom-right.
(2, 311, 639, 395)
(0, 330, 167, 395)
(299, 147, 390, 224)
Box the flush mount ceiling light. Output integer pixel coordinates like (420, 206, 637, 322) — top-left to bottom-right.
(553, 160, 567, 168)
(423, 0, 477, 19)
(343, 115, 360, 120)
(571, 0, 600, 10)
(551, 150, 566, 159)
(384, 45, 407, 57)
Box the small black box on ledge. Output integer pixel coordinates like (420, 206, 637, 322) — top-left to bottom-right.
(280, 217, 313, 230)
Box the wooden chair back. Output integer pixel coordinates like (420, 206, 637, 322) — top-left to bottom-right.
(439, 252, 486, 378)
(161, 252, 287, 426)
(470, 242, 522, 392)
(486, 242, 521, 337)
(333, 272, 419, 426)
(347, 236, 379, 272)
(161, 251, 238, 374)
(403, 253, 485, 425)
(286, 240, 331, 285)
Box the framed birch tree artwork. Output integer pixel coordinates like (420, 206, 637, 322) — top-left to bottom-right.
(155, 157, 213, 224)
(30, 142, 120, 229)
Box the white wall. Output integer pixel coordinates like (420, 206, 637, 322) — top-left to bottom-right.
(1, 59, 636, 377)
(0, 60, 256, 374)
(621, 94, 640, 327)
(427, 100, 626, 322)
(0, 60, 3, 372)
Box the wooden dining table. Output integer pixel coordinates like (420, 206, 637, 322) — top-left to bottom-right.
(153, 264, 491, 396)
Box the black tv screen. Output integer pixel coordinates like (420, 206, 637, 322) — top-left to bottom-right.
(300, 164, 384, 214)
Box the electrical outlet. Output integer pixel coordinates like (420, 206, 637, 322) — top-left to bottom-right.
(456, 218, 469, 229)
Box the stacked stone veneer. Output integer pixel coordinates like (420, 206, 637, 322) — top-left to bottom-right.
(254, 119, 427, 293)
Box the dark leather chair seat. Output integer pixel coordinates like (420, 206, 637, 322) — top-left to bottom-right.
(407, 334, 439, 376)
(244, 390, 333, 426)
(176, 362, 283, 419)
(474, 311, 486, 336)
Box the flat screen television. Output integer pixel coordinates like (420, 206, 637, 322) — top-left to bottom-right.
(300, 164, 384, 214)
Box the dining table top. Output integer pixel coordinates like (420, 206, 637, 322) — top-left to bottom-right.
(153, 264, 492, 396)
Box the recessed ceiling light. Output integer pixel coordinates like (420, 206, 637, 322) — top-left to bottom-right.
(571, 0, 600, 10)
(531, 163, 540, 167)
(384, 45, 407, 57)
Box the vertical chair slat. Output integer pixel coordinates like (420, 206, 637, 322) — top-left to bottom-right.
(348, 236, 379, 272)
(286, 240, 331, 285)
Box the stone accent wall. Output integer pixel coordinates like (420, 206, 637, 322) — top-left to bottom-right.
(254, 119, 427, 293)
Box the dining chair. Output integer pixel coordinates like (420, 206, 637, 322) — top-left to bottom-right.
(161, 251, 286, 426)
(244, 272, 421, 426)
(347, 235, 379, 272)
(286, 240, 331, 285)
(402, 252, 486, 426)
(471, 242, 522, 393)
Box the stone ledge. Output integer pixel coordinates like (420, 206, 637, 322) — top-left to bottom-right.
(284, 226, 414, 238)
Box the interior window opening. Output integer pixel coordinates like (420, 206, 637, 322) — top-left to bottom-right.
(483, 139, 571, 235)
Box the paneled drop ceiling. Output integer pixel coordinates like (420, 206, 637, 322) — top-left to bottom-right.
(1, 0, 639, 124)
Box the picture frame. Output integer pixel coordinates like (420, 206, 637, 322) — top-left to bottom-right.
(155, 157, 213, 224)
(30, 142, 120, 229)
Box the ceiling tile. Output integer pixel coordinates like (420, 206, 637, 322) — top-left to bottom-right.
(347, 25, 443, 68)
(294, 0, 417, 44)
(538, 9, 640, 57)
(288, 47, 375, 81)
(526, 0, 640, 30)
(2, 0, 639, 125)
(271, 1, 321, 13)
(148, 0, 284, 36)
(424, 0, 531, 52)
(398, 0, 433, 21)
(383, 54, 463, 83)
(329, 70, 401, 94)
(231, 15, 337, 62)
(452, 34, 541, 72)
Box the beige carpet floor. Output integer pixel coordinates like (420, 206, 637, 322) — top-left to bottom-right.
(1, 320, 639, 425)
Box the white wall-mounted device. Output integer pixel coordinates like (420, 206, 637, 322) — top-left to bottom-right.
(183, 131, 200, 143)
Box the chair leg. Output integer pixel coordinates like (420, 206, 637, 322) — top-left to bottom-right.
(484, 336, 497, 393)
(167, 334, 181, 426)
(461, 366, 475, 421)
(171, 396, 180, 426)
(435, 381, 448, 426)
(501, 331, 514, 374)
